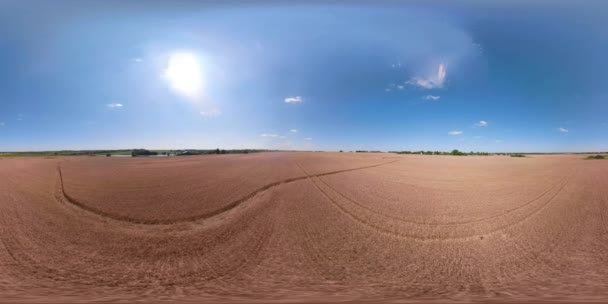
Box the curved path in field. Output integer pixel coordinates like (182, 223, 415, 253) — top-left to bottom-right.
(56, 158, 400, 225)
(1, 152, 607, 303)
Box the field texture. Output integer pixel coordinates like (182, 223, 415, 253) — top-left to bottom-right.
(1, 152, 607, 302)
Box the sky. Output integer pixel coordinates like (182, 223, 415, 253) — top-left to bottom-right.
(0, 0, 607, 152)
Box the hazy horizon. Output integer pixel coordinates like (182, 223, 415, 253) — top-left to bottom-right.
(1, 1, 607, 153)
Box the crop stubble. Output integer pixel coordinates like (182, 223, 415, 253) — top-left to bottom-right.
(0, 152, 607, 302)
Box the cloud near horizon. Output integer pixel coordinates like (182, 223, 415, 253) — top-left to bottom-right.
(448, 130, 463, 135)
(407, 64, 447, 89)
(289, 129, 298, 133)
(284, 96, 303, 103)
(107, 103, 123, 108)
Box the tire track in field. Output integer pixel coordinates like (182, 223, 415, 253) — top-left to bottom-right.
(296, 159, 573, 227)
(49, 185, 276, 289)
(296, 161, 574, 241)
(56, 159, 399, 225)
(315, 169, 572, 226)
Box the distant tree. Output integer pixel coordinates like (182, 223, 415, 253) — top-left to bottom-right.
(131, 149, 158, 157)
(106, 153, 111, 157)
(451, 149, 465, 156)
(215, 148, 220, 154)
(339, 150, 343, 152)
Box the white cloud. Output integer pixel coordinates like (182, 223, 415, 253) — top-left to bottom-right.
(423, 95, 440, 101)
(448, 130, 463, 135)
(475, 120, 488, 127)
(261, 133, 288, 140)
(558, 127, 569, 133)
(305, 137, 312, 141)
(289, 129, 298, 133)
(474, 136, 483, 139)
(396, 85, 405, 90)
(200, 109, 222, 117)
(107, 103, 123, 108)
(132, 58, 143, 63)
(284, 96, 303, 103)
(407, 63, 447, 89)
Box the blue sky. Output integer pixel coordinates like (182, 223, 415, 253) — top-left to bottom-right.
(0, 1, 607, 152)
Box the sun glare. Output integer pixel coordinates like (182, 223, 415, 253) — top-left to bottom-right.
(164, 52, 203, 98)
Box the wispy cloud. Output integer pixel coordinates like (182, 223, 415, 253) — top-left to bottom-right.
(107, 103, 123, 108)
(558, 127, 569, 133)
(407, 63, 447, 89)
(448, 130, 463, 135)
(261, 133, 288, 140)
(495, 139, 503, 143)
(475, 120, 488, 127)
(132, 58, 143, 63)
(200, 109, 222, 117)
(289, 129, 298, 133)
(386, 83, 410, 92)
(305, 137, 312, 141)
(423, 95, 440, 101)
(284, 96, 303, 103)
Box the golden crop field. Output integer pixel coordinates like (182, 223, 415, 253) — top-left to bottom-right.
(1, 152, 607, 302)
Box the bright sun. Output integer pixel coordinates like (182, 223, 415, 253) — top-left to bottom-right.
(164, 52, 203, 98)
